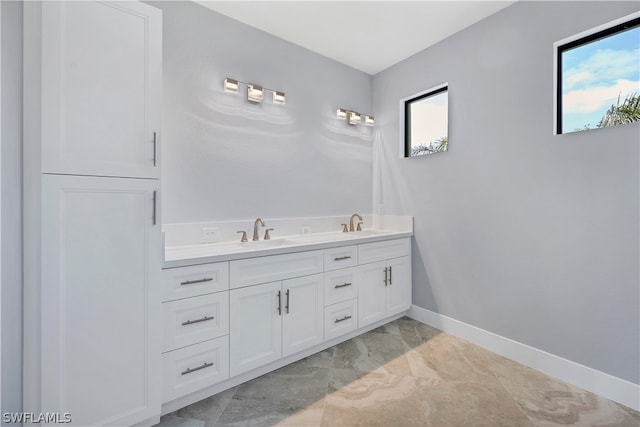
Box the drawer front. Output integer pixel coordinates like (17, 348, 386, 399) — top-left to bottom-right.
(162, 336, 229, 403)
(324, 299, 358, 341)
(358, 238, 411, 265)
(162, 262, 229, 302)
(324, 245, 358, 271)
(163, 292, 229, 352)
(324, 267, 358, 306)
(230, 250, 323, 289)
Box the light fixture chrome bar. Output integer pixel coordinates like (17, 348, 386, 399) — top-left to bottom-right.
(223, 77, 285, 105)
(337, 108, 374, 126)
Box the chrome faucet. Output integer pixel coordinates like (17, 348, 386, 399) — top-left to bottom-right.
(349, 213, 363, 232)
(252, 218, 265, 241)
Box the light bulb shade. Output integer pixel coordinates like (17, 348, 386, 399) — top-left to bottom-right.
(347, 111, 361, 125)
(224, 78, 239, 94)
(273, 91, 286, 105)
(247, 84, 264, 103)
(364, 115, 375, 126)
(337, 108, 348, 120)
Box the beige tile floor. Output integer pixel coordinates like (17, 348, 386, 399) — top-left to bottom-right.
(159, 317, 639, 427)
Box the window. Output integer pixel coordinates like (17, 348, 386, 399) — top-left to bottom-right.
(555, 13, 640, 134)
(402, 83, 449, 157)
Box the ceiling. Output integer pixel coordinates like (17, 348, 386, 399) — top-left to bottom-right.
(195, 1, 516, 75)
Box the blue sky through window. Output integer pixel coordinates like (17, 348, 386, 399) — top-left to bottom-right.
(562, 25, 640, 132)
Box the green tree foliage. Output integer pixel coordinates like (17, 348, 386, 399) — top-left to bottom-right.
(410, 136, 448, 157)
(598, 92, 640, 127)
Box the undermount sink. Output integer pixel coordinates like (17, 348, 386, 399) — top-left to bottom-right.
(234, 239, 289, 250)
(285, 230, 388, 244)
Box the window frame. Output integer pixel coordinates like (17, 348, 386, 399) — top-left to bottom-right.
(399, 82, 449, 158)
(553, 12, 640, 135)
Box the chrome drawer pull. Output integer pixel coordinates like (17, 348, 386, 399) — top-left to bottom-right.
(334, 315, 352, 323)
(334, 282, 352, 289)
(181, 362, 214, 376)
(334, 256, 352, 261)
(383, 267, 388, 286)
(180, 277, 213, 286)
(181, 315, 214, 326)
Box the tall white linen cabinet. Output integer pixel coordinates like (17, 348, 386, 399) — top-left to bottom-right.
(23, 2, 163, 426)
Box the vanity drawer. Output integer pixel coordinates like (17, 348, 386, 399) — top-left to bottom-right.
(358, 238, 411, 265)
(162, 292, 229, 352)
(324, 245, 358, 271)
(230, 250, 323, 288)
(162, 336, 229, 403)
(325, 299, 358, 341)
(162, 262, 229, 302)
(324, 267, 358, 306)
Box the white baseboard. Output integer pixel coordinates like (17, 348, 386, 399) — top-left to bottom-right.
(407, 305, 640, 411)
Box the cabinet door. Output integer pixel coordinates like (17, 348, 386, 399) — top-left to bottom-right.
(41, 174, 161, 426)
(282, 274, 324, 357)
(386, 256, 412, 316)
(358, 260, 388, 326)
(230, 282, 282, 377)
(41, 1, 162, 178)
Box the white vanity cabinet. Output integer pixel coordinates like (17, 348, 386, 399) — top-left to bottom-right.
(40, 175, 161, 427)
(323, 245, 360, 340)
(160, 236, 411, 414)
(40, 1, 162, 179)
(24, 1, 163, 425)
(161, 263, 230, 403)
(358, 239, 412, 327)
(229, 251, 324, 376)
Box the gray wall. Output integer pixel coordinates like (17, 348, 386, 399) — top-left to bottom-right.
(150, 1, 373, 224)
(1, 0, 23, 419)
(373, 1, 639, 384)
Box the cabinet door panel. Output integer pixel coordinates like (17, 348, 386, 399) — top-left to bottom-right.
(282, 274, 324, 357)
(41, 1, 161, 178)
(386, 257, 412, 316)
(41, 174, 161, 426)
(230, 282, 282, 376)
(358, 261, 388, 326)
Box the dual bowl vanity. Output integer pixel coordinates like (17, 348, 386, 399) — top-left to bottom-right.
(161, 223, 413, 413)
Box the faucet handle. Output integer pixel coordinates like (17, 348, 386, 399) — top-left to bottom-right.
(264, 228, 274, 240)
(357, 222, 363, 231)
(237, 230, 248, 242)
(341, 224, 348, 233)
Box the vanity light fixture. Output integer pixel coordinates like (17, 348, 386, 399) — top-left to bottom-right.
(223, 77, 285, 105)
(337, 108, 374, 126)
(347, 111, 362, 125)
(224, 78, 239, 94)
(273, 91, 286, 105)
(247, 84, 264, 103)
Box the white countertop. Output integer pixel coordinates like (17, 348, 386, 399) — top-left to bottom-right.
(163, 229, 413, 269)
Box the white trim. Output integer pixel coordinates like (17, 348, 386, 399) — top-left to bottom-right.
(398, 82, 449, 158)
(552, 11, 640, 135)
(408, 305, 640, 411)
